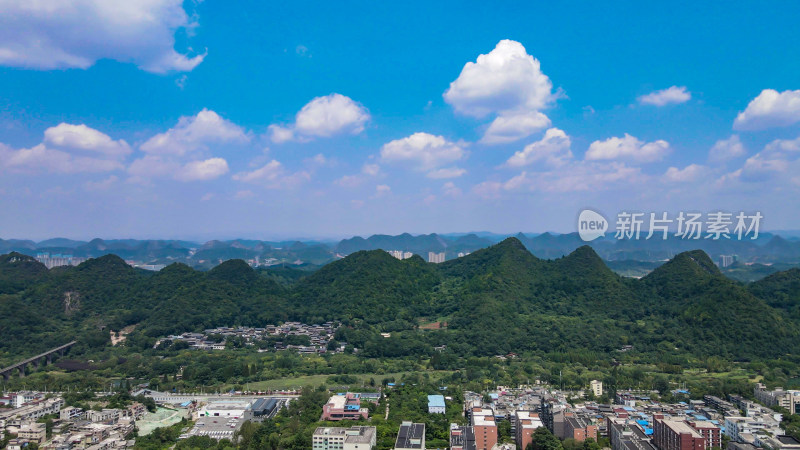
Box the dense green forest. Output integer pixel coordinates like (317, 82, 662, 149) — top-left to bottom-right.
(1, 237, 799, 392)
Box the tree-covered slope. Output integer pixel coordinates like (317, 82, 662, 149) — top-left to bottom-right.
(0, 242, 799, 363)
(750, 268, 800, 316)
(290, 250, 441, 325)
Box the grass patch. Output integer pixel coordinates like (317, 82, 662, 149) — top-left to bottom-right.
(229, 371, 455, 391)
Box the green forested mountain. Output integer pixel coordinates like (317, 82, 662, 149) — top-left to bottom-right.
(0, 238, 798, 367)
(750, 268, 800, 316)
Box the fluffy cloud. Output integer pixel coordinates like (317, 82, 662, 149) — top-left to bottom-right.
(44, 123, 131, 157)
(141, 109, 249, 156)
(505, 128, 572, 168)
(444, 40, 557, 144)
(380, 133, 466, 172)
(175, 158, 229, 181)
(269, 94, 370, 143)
(664, 164, 706, 182)
(585, 134, 670, 163)
(638, 86, 691, 106)
(444, 40, 554, 118)
(427, 167, 467, 179)
(480, 111, 551, 145)
(128, 156, 229, 183)
(128, 155, 180, 180)
(362, 163, 380, 176)
(734, 89, 800, 130)
(0, 123, 129, 174)
(720, 136, 800, 184)
(0, 143, 123, 173)
(0, 0, 205, 73)
(708, 135, 745, 162)
(233, 160, 310, 189)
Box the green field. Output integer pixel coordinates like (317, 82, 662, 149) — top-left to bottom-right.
(229, 370, 455, 391)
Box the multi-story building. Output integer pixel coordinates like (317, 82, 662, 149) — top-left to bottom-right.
(60, 406, 84, 420)
(687, 421, 721, 448)
(388, 250, 414, 260)
(703, 395, 738, 415)
(472, 408, 498, 450)
(395, 422, 425, 450)
(321, 393, 369, 421)
(724, 416, 784, 444)
(757, 435, 800, 450)
(754, 383, 800, 414)
(451, 425, 477, 450)
(17, 422, 46, 444)
(564, 414, 598, 442)
(591, 380, 604, 398)
(608, 417, 657, 450)
(653, 418, 706, 450)
(515, 410, 544, 450)
(428, 395, 446, 414)
(35, 253, 87, 269)
(718, 255, 736, 268)
(427, 252, 445, 263)
(540, 399, 566, 437)
(312, 426, 377, 450)
(0, 397, 64, 424)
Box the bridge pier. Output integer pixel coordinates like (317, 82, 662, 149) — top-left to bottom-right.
(0, 341, 76, 381)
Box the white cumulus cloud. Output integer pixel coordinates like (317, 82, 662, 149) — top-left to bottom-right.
(480, 111, 551, 145)
(426, 167, 467, 179)
(444, 40, 558, 144)
(269, 93, 370, 143)
(0, 143, 123, 173)
(585, 134, 670, 163)
(175, 158, 229, 181)
(505, 128, 572, 168)
(708, 135, 746, 162)
(380, 133, 467, 173)
(664, 164, 706, 182)
(233, 159, 310, 189)
(734, 89, 800, 130)
(638, 86, 691, 106)
(719, 136, 800, 185)
(0, 123, 130, 174)
(44, 123, 131, 157)
(0, 0, 205, 73)
(444, 40, 554, 118)
(141, 109, 249, 156)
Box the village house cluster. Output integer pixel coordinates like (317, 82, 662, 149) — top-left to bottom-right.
(153, 321, 342, 354)
(0, 391, 145, 449)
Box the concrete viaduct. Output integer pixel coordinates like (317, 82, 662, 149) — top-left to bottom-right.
(0, 341, 77, 380)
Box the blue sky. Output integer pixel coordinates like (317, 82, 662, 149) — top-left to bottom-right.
(0, 1, 799, 240)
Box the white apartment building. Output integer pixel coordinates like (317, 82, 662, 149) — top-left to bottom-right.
(313, 426, 377, 450)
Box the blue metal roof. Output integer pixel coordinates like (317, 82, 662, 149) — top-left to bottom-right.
(428, 395, 446, 408)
